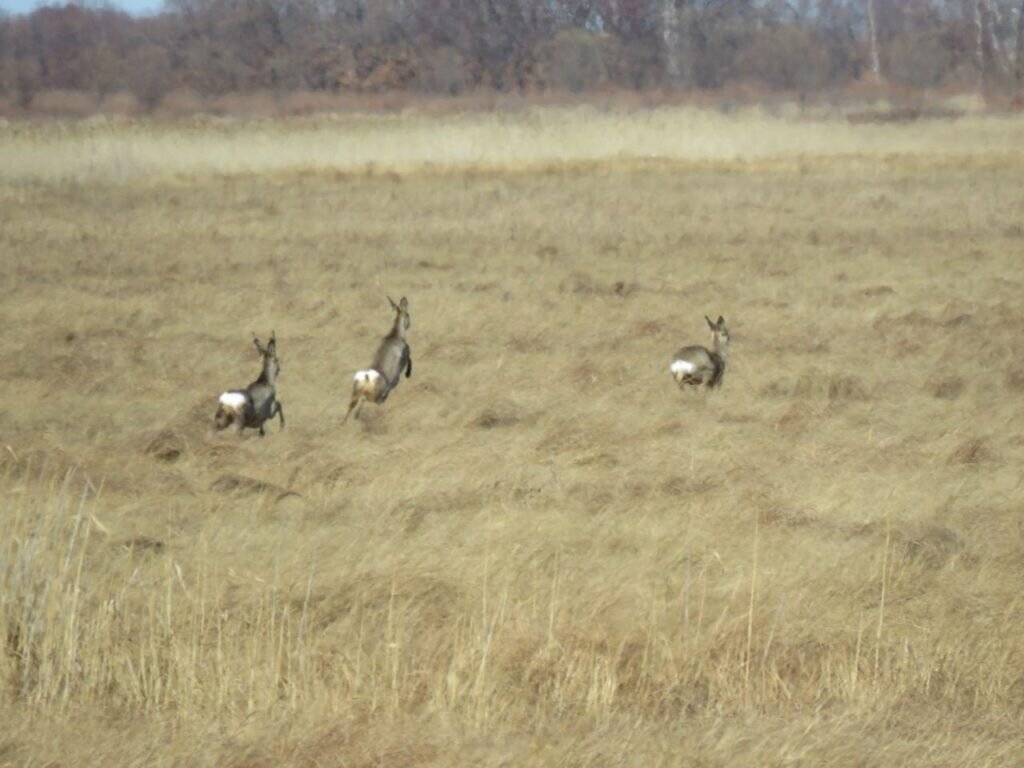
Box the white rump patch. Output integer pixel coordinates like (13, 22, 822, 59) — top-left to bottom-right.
(219, 391, 247, 410)
(354, 369, 381, 385)
(671, 360, 697, 376)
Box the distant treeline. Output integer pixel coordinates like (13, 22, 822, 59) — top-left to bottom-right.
(2, 1, 1024, 112)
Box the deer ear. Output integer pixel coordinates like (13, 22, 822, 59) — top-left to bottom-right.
(399, 297, 408, 311)
(387, 296, 398, 311)
(267, 332, 277, 356)
(705, 315, 715, 329)
(717, 316, 725, 327)
(252, 333, 263, 353)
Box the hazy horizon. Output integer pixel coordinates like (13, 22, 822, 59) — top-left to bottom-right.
(0, 0, 162, 15)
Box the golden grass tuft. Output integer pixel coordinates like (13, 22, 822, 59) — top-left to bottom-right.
(2, 109, 1024, 765)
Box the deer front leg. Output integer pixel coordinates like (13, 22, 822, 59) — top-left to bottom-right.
(343, 393, 362, 424)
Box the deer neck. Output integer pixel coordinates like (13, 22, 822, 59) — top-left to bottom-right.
(258, 356, 277, 386)
(712, 334, 728, 361)
(390, 314, 406, 342)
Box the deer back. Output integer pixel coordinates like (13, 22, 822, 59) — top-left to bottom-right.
(248, 332, 280, 426)
(372, 337, 410, 390)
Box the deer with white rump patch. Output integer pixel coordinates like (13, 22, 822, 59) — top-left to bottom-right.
(344, 296, 413, 423)
(215, 332, 285, 436)
(671, 315, 729, 389)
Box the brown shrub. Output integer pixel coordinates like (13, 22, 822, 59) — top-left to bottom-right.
(933, 378, 965, 400)
(29, 89, 97, 118)
(210, 474, 285, 496)
(416, 46, 470, 96)
(894, 525, 965, 570)
(847, 106, 964, 124)
(278, 90, 345, 116)
(0, 95, 18, 118)
(1006, 367, 1024, 393)
(474, 400, 524, 429)
(793, 370, 869, 402)
(209, 90, 278, 118)
(98, 91, 143, 117)
(860, 285, 895, 297)
(827, 375, 869, 401)
(774, 401, 824, 431)
(144, 430, 187, 463)
(948, 438, 992, 465)
(116, 536, 166, 554)
(558, 272, 634, 298)
(157, 88, 207, 117)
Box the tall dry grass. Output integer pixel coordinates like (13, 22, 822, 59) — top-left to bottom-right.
(2, 110, 1024, 765)
(2, 107, 1023, 184)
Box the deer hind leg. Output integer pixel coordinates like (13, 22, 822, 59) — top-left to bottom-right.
(274, 400, 285, 430)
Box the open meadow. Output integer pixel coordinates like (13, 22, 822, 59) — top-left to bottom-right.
(2, 108, 1024, 766)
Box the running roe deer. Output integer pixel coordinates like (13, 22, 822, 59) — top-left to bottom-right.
(343, 296, 412, 423)
(670, 315, 729, 389)
(215, 332, 285, 436)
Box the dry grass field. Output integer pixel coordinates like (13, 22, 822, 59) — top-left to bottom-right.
(2, 109, 1024, 766)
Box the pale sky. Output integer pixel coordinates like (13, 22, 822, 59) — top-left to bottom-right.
(0, 0, 163, 15)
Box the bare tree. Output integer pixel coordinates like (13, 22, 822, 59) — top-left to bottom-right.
(975, 0, 985, 90)
(982, 0, 1009, 74)
(661, 0, 681, 83)
(1016, 0, 1024, 96)
(867, 0, 882, 85)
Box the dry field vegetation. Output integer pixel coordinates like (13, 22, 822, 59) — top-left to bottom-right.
(2, 109, 1024, 766)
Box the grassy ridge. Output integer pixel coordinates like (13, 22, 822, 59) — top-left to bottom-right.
(2, 113, 1024, 766)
